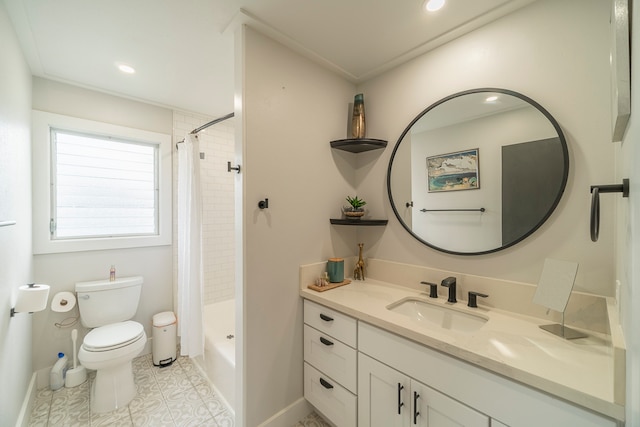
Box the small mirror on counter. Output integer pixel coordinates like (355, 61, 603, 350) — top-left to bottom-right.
(534, 258, 585, 339)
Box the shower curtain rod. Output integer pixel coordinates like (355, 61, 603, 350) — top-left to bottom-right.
(175, 112, 234, 148)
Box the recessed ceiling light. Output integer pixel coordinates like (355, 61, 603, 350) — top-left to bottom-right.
(117, 63, 136, 74)
(424, 0, 445, 12)
(485, 95, 499, 102)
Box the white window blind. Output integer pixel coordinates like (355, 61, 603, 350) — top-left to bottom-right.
(51, 129, 159, 239)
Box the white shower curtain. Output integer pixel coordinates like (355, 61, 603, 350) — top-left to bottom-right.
(177, 134, 204, 358)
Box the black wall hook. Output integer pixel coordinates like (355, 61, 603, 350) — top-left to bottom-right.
(258, 198, 269, 209)
(590, 179, 629, 242)
(227, 161, 241, 174)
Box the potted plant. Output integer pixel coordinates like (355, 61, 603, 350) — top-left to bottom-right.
(344, 195, 367, 218)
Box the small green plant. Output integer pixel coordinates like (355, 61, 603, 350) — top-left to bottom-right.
(346, 195, 367, 210)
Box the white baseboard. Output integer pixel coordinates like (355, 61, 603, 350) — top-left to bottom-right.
(258, 397, 312, 427)
(15, 373, 37, 427)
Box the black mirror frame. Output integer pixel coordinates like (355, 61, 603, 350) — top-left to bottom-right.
(386, 88, 569, 256)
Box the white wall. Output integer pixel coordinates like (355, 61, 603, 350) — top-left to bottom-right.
(241, 26, 357, 426)
(357, 0, 614, 295)
(0, 2, 34, 425)
(31, 78, 174, 371)
(618, 0, 639, 424)
(241, 0, 617, 423)
(173, 112, 236, 305)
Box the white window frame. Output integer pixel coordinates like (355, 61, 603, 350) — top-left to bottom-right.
(32, 110, 172, 254)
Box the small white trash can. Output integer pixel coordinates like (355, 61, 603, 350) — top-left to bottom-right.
(152, 311, 177, 367)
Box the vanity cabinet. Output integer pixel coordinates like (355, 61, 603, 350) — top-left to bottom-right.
(303, 300, 357, 426)
(302, 299, 619, 427)
(358, 352, 489, 427)
(359, 322, 618, 427)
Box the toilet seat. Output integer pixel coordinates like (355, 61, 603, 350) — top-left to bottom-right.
(83, 320, 145, 352)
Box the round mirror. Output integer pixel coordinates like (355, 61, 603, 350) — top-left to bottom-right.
(387, 88, 568, 255)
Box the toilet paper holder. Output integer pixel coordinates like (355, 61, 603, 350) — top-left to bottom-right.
(10, 283, 50, 318)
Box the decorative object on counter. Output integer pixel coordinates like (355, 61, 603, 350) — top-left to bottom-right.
(534, 258, 585, 340)
(344, 195, 366, 218)
(351, 93, 365, 138)
(313, 272, 330, 288)
(354, 243, 365, 280)
(327, 258, 345, 283)
(589, 179, 629, 242)
(308, 278, 351, 292)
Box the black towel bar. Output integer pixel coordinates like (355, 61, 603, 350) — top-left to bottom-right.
(590, 179, 629, 242)
(420, 208, 485, 213)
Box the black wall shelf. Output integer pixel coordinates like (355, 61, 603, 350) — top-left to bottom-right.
(330, 138, 387, 153)
(330, 219, 388, 226)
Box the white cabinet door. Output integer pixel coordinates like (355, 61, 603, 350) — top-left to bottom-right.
(359, 353, 489, 427)
(411, 380, 489, 427)
(359, 353, 411, 427)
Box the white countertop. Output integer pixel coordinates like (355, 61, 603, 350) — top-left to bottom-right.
(300, 279, 624, 421)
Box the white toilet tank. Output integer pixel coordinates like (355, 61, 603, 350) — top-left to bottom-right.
(75, 276, 143, 328)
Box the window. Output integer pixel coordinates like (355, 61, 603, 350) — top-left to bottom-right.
(51, 129, 158, 239)
(32, 111, 171, 254)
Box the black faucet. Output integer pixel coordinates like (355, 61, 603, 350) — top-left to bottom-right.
(420, 281, 438, 298)
(441, 276, 457, 303)
(468, 291, 489, 308)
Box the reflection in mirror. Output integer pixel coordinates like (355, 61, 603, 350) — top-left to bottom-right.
(387, 89, 568, 255)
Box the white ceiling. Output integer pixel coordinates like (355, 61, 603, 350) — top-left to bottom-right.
(4, 0, 537, 118)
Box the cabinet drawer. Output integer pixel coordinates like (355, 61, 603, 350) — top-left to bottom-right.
(304, 324, 357, 393)
(304, 300, 357, 347)
(304, 362, 357, 427)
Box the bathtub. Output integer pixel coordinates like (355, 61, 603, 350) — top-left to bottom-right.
(196, 299, 235, 412)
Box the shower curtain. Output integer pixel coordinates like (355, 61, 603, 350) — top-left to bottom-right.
(177, 134, 204, 358)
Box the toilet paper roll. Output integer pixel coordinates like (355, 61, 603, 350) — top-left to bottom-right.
(15, 284, 50, 313)
(51, 291, 76, 313)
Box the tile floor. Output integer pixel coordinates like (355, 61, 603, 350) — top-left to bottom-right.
(28, 353, 232, 426)
(27, 353, 331, 427)
(294, 412, 332, 427)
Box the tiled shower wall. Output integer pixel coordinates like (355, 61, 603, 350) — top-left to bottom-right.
(173, 111, 235, 305)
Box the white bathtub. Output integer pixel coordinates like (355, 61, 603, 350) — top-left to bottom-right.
(196, 299, 235, 412)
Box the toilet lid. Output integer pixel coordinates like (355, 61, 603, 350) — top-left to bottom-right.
(83, 321, 145, 352)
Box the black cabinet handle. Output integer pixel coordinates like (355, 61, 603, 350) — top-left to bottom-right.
(413, 391, 420, 424)
(319, 336, 334, 346)
(319, 377, 334, 389)
(319, 313, 334, 322)
(397, 383, 405, 414)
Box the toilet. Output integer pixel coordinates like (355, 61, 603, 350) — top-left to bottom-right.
(76, 276, 147, 413)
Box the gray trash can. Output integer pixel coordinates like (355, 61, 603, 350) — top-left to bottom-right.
(152, 311, 177, 367)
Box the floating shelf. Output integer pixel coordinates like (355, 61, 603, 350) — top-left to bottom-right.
(330, 138, 387, 153)
(330, 219, 388, 226)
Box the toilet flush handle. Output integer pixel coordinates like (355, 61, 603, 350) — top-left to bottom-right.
(78, 294, 90, 300)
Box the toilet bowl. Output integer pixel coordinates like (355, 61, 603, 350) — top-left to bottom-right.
(75, 276, 146, 413)
(78, 321, 147, 413)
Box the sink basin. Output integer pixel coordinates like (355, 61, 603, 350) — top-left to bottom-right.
(387, 297, 488, 333)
